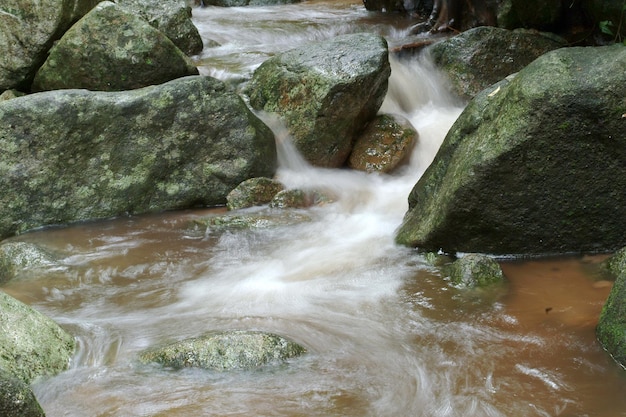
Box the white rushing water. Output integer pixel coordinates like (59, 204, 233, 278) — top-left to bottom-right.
(5, 1, 626, 416)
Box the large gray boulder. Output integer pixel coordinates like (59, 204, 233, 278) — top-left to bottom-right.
(396, 45, 626, 256)
(32, 1, 198, 92)
(427, 26, 565, 100)
(115, 0, 203, 56)
(246, 33, 390, 168)
(139, 330, 306, 371)
(0, 75, 276, 239)
(0, 0, 101, 91)
(597, 247, 626, 368)
(0, 291, 75, 384)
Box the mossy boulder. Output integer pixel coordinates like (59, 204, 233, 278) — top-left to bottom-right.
(396, 45, 626, 256)
(226, 177, 285, 211)
(597, 249, 626, 368)
(32, 1, 198, 91)
(0, 75, 276, 239)
(139, 330, 306, 371)
(348, 113, 417, 173)
(0, 291, 75, 384)
(0, 242, 59, 284)
(448, 254, 504, 288)
(0, 368, 45, 417)
(246, 33, 390, 168)
(0, 0, 101, 91)
(427, 26, 565, 100)
(115, 0, 203, 56)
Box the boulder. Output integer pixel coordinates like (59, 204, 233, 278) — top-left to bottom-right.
(226, 177, 285, 211)
(396, 45, 626, 256)
(0, 75, 276, 239)
(139, 330, 306, 371)
(115, 0, 203, 56)
(0, 368, 45, 417)
(0, 0, 101, 91)
(597, 248, 626, 368)
(447, 253, 504, 288)
(0, 291, 75, 384)
(0, 242, 59, 284)
(246, 33, 390, 168)
(32, 1, 198, 92)
(190, 208, 311, 232)
(427, 26, 565, 100)
(269, 189, 309, 208)
(348, 113, 417, 173)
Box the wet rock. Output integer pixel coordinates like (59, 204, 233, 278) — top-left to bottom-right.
(226, 177, 286, 210)
(191, 207, 311, 231)
(0, 242, 59, 284)
(32, 1, 198, 92)
(348, 113, 417, 173)
(447, 254, 504, 288)
(139, 330, 306, 371)
(0, 0, 101, 91)
(427, 26, 565, 100)
(0, 291, 75, 384)
(597, 248, 626, 368)
(269, 189, 309, 208)
(603, 247, 626, 279)
(0, 90, 25, 102)
(115, 0, 203, 56)
(202, 0, 301, 5)
(0, 368, 45, 417)
(246, 33, 390, 168)
(0, 75, 276, 240)
(396, 45, 626, 256)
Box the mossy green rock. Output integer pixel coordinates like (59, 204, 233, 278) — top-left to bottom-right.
(0, 291, 75, 384)
(427, 26, 565, 100)
(0, 242, 58, 284)
(0, 75, 276, 239)
(115, 0, 203, 56)
(396, 45, 626, 255)
(448, 254, 504, 288)
(139, 330, 306, 371)
(32, 1, 198, 91)
(0, 368, 45, 417)
(0, 0, 101, 91)
(246, 33, 390, 168)
(597, 258, 626, 368)
(226, 177, 285, 210)
(348, 113, 417, 173)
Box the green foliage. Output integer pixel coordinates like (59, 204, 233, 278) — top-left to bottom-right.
(598, 1, 626, 44)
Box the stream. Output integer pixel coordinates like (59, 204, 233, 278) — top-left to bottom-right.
(2, 0, 626, 416)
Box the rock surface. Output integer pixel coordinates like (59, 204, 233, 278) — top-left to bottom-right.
(246, 33, 390, 168)
(226, 177, 285, 210)
(348, 113, 417, 173)
(597, 247, 626, 368)
(0, 0, 101, 91)
(396, 45, 626, 256)
(0, 368, 45, 417)
(448, 254, 504, 288)
(427, 26, 565, 99)
(0, 75, 276, 239)
(32, 1, 198, 91)
(0, 291, 75, 383)
(0, 242, 59, 284)
(139, 330, 306, 371)
(115, 0, 203, 56)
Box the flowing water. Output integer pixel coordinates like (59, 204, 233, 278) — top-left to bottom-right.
(3, 1, 626, 416)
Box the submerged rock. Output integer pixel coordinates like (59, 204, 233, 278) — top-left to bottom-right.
(0, 291, 75, 384)
(597, 248, 626, 368)
(0, 75, 276, 239)
(32, 1, 198, 91)
(226, 177, 285, 211)
(447, 254, 504, 288)
(0, 0, 101, 91)
(115, 0, 203, 56)
(139, 330, 306, 371)
(246, 33, 390, 168)
(191, 207, 311, 231)
(427, 26, 565, 100)
(396, 45, 626, 256)
(0, 368, 45, 417)
(348, 113, 417, 173)
(0, 242, 59, 284)
(269, 189, 309, 208)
